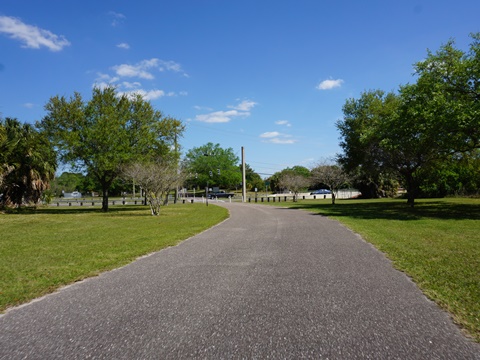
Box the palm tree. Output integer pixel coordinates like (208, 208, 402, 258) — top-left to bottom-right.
(0, 118, 57, 207)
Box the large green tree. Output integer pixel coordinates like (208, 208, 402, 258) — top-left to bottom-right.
(337, 34, 480, 206)
(38, 86, 183, 211)
(413, 33, 480, 152)
(338, 87, 453, 206)
(184, 143, 241, 190)
(337, 90, 399, 198)
(0, 118, 56, 207)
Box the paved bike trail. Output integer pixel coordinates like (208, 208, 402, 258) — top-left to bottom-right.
(1, 203, 479, 359)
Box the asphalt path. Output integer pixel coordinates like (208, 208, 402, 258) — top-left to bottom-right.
(1, 202, 479, 359)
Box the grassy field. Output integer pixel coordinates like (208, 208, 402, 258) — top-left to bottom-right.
(0, 203, 228, 312)
(263, 197, 480, 342)
(1, 198, 479, 342)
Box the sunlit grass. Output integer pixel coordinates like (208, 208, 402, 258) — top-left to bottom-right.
(0, 204, 228, 312)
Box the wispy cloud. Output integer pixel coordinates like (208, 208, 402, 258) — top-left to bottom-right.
(316, 78, 344, 90)
(229, 100, 257, 112)
(23, 102, 34, 109)
(113, 60, 157, 79)
(0, 15, 70, 51)
(119, 89, 167, 101)
(260, 131, 281, 138)
(116, 42, 130, 50)
(275, 120, 291, 127)
(112, 58, 188, 79)
(268, 138, 297, 144)
(260, 131, 297, 144)
(109, 11, 126, 27)
(195, 99, 257, 123)
(195, 110, 245, 123)
(194, 105, 213, 111)
(93, 58, 188, 101)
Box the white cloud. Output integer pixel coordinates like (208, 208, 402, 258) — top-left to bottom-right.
(23, 103, 34, 109)
(316, 78, 344, 90)
(157, 60, 187, 75)
(93, 58, 188, 102)
(195, 110, 244, 123)
(260, 131, 297, 144)
(122, 81, 141, 89)
(275, 120, 291, 127)
(120, 89, 166, 101)
(116, 42, 130, 49)
(230, 100, 257, 111)
(113, 59, 159, 79)
(195, 99, 256, 123)
(0, 15, 70, 51)
(268, 138, 297, 144)
(112, 58, 188, 79)
(260, 131, 281, 138)
(93, 73, 119, 89)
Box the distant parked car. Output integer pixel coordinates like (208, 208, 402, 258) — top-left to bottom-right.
(71, 191, 82, 198)
(208, 190, 235, 199)
(310, 189, 331, 195)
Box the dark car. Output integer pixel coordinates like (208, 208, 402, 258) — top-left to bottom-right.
(310, 189, 331, 195)
(208, 190, 235, 199)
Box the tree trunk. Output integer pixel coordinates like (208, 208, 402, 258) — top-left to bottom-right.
(331, 192, 336, 205)
(102, 184, 109, 212)
(404, 172, 417, 208)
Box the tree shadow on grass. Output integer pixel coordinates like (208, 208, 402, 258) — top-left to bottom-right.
(282, 199, 480, 221)
(2, 205, 151, 216)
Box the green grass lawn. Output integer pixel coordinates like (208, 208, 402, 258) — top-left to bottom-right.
(1, 198, 479, 342)
(263, 197, 480, 342)
(0, 204, 228, 312)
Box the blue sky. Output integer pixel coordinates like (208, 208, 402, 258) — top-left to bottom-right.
(1, 1, 479, 177)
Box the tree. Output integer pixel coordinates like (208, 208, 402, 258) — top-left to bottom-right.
(413, 33, 480, 152)
(311, 161, 350, 204)
(277, 173, 311, 201)
(0, 118, 56, 207)
(52, 172, 85, 196)
(38, 86, 183, 212)
(184, 143, 241, 190)
(337, 34, 480, 206)
(337, 90, 399, 198)
(268, 166, 311, 192)
(242, 163, 264, 192)
(122, 158, 185, 216)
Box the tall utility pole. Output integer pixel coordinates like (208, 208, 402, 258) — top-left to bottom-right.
(174, 132, 178, 204)
(242, 146, 246, 202)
